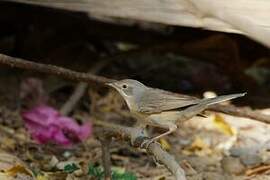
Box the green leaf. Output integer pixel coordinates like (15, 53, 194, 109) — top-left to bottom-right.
(112, 171, 137, 180)
(88, 164, 104, 180)
(63, 163, 79, 173)
(88, 163, 137, 180)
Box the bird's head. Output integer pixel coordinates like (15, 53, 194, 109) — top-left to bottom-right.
(106, 79, 147, 109)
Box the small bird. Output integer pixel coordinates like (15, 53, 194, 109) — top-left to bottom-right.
(107, 79, 246, 147)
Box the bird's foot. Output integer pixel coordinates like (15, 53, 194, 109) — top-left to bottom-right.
(140, 138, 155, 149)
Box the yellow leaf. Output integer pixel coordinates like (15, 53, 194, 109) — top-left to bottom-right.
(0, 153, 33, 178)
(6, 164, 32, 177)
(183, 136, 212, 156)
(159, 138, 171, 150)
(213, 114, 236, 136)
(190, 137, 209, 151)
(37, 174, 49, 180)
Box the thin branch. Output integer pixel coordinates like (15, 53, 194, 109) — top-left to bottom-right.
(0, 53, 113, 84)
(0, 53, 270, 124)
(94, 119, 186, 180)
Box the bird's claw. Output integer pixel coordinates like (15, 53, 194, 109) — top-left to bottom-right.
(140, 138, 155, 149)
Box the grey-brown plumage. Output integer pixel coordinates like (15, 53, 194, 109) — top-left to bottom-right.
(107, 79, 246, 147)
(137, 88, 200, 113)
(138, 88, 245, 113)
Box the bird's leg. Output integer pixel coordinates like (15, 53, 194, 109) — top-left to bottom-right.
(140, 124, 177, 149)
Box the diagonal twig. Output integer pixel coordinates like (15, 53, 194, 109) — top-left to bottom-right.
(60, 59, 109, 115)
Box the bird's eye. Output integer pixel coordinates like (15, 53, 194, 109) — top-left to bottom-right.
(122, 84, 127, 89)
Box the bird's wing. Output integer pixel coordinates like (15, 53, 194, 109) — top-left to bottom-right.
(137, 88, 200, 113)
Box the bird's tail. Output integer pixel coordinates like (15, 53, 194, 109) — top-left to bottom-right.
(199, 92, 246, 106)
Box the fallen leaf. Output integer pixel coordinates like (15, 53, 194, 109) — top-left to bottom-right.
(159, 138, 171, 150)
(6, 164, 32, 176)
(182, 136, 212, 156)
(0, 153, 34, 179)
(213, 114, 236, 136)
(36, 174, 49, 180)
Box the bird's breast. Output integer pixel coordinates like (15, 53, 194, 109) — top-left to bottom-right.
(143, 111, 180, 127)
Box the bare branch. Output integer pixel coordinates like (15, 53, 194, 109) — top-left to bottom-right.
(0, 53, 113, 85)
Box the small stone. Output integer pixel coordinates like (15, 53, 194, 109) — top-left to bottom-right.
(203, 172, 226, 180)
(261, 150, 270, 165)
(203, 91, 217, 98)
(240, 154, 262, 167)
(230, 147, 260, 157)
(74, 169, 84, 177)
(63, 151, 72, 158)
(230, 148, 246, 157)
(49, 156, 59, 168)
(221, 157, 245, 175)
(56, 161, 78, 170)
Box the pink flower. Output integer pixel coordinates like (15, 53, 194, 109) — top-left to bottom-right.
(21, 105, 92, 146)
